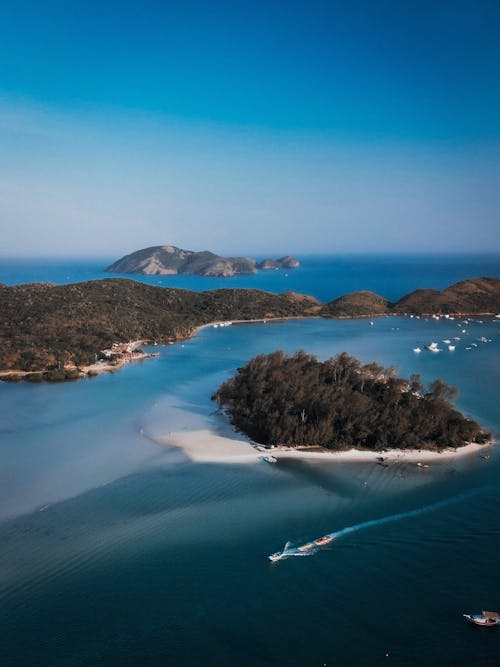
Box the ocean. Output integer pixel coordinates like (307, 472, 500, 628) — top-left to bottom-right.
(0, 255, 499, 666)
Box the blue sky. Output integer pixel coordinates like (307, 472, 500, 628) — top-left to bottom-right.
(1, 0, 499, 256)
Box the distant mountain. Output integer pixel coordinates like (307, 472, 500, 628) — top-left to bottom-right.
(106, 245, 257, 277)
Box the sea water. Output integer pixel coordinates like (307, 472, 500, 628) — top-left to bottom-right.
(0, 258, 500, 666)
(2, 253, 500, 302)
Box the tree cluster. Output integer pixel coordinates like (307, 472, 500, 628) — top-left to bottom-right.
(212, 351, 489, 451)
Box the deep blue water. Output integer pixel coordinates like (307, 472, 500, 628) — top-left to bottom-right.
(2, 253, 500, 302)
(1, 258, 500, 666)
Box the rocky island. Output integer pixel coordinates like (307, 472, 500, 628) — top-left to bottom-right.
(105, 245, 300, 277)
(212, 350, 490, 451)
(257, 256, 300, 270)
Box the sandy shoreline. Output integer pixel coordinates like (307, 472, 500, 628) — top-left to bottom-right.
(156, 427, 492, 464)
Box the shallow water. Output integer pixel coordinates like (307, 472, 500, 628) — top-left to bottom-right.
(1, 259, 500, 665)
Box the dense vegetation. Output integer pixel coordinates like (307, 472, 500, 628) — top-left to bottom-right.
(322, 277, 500, 317)
(212, 351, 490, 450)
(1, 276, 499, 380)
(0, 279, 319, 372)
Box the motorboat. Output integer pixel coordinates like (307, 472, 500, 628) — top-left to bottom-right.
(268, 551, 285, 563)
(448, 345, 456, 351)
(413, 347, 421, 353)
(263, 455, 278, 464)
(463, 611, 500, 627)
(416, 462, 429, 468)
(314, 535, 333, 546)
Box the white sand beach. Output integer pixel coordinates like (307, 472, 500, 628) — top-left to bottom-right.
(156, 426, 491, 464)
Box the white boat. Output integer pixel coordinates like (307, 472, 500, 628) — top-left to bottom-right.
(263, 455, 278, 464)
(448, 345, 456, 351)
(413, 347, 421, 353)
(443, 339, 451, 344)
(268, 551, 285, 562)
(463, 611, 500, 627)
(426, 342, 439, 350)
(416, 462, 429, 468)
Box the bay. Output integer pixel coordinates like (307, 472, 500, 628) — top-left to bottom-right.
(0, 257, 499, 665)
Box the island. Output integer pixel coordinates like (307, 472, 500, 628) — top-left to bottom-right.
(257, 256, 300, 270)
(0, 276, 499, 382)
(105, 245, 300, 277)
(212, 350, 490, 451)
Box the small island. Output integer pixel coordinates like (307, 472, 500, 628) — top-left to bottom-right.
(212, 350, 490, 451)
(106, 245, 300, 277)
(257, 256, 300, 270)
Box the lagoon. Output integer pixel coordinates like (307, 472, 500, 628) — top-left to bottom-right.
(1, 257, 500, 665)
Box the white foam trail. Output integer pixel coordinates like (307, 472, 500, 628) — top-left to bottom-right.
(275, 489, 480, 561)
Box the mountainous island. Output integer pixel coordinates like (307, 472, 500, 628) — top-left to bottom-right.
(0, 276, 499, 382)
(212, 350, 490, 451)
(105, 245, 300, 277)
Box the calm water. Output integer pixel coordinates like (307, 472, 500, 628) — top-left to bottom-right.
(1, 258, 500, 666)
(2, 253, 500, 302)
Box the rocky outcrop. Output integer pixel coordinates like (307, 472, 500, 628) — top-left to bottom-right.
(258, 256, 300, 270)
(106, 245, 257, 277)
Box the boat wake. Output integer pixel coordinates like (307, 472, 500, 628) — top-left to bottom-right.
(269, 490, 480, 562)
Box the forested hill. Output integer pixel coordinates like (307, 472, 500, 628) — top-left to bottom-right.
(0, 276, 499, 377)
(0, 279, 320, 372)
(212, 351, 490, 451)
(321, 277, 500, 317)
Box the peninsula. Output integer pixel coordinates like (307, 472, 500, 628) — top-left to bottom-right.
(105, 245, 300, 277)
(212, 350, 490, 451)
(0, 276, 499, 382)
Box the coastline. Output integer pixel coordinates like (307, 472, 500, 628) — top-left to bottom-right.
(155, 426, 492, 464)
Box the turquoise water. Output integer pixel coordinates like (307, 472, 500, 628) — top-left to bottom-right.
(1, 259, 500, 665)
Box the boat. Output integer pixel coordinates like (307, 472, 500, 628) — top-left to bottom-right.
(425, 342, 441, 352)
(416, 462, 429, 468)
(298, 543, 315, 552)
(480, 454, 491, 461)
(268, 551, 285, 563)
(463, 611, 500, 627)
(314, 535, 333, 546)
(448, 345, 456, 351)
(413, 347, 421, 353)
(263, 455, 278, 464)
(443, 339, 451, 344)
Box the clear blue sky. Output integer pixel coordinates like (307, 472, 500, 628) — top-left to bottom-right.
(1, 0, 499, 256)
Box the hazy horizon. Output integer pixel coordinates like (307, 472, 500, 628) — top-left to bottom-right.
(1, 1, 499, 257)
